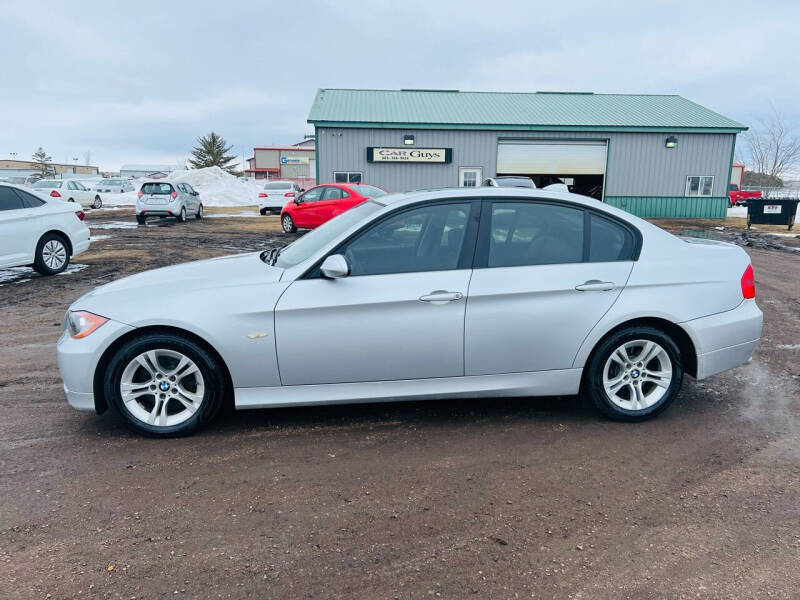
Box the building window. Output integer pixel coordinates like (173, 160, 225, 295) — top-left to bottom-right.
(334, 171, 362, 184)
(459, 167, 482, 187)
(685, 176, 714, 197)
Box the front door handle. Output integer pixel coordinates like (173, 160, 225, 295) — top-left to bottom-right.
(575, 280, 616, 292)
(419, 290, 463, 303)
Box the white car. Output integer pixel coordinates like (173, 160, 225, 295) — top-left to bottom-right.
(258, 180, 303, 215)
(0, 183, 90, 274)
(30, 179, 103, 210)
(57, 187, 762, 437)
(94, 178, 135, 194)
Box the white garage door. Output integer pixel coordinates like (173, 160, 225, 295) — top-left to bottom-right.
(497, 140, 607, 175)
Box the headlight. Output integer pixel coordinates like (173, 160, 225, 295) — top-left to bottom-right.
(65, 311, 108, 339)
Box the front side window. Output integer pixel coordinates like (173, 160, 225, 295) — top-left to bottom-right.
(299, 187, 324, 202)
(685, 176, 713, 197)
(334, 171, 363, 184)
(486, 202, 584, 267)
(340, 202, 471, 276)
(0, 187, 25, 211)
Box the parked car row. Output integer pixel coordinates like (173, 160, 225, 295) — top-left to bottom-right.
(31, 179, 104, 209)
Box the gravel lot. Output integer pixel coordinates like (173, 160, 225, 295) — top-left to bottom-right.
(1, 207, 799, 599)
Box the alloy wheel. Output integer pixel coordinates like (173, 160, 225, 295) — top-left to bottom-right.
(42, 239, 67, 270)
(602, 339, 672, 411)
(282, 214, 293, 232)
(119, 349, 205, 427)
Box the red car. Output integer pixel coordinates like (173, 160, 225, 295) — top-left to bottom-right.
(279, 183, 387, 233)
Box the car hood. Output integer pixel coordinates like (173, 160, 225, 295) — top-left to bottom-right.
(74, 252, 284, 312)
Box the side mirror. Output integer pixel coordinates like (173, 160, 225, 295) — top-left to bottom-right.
(320, 254, 349, 279)
(294, 197, 302, 205)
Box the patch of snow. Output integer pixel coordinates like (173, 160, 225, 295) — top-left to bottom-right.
(776, 344, 800, 350)
(0, 263, 87, 285)
(205, 211, 261, 218)
(90, 234, 111, 241)
(89, 221, 139, 229)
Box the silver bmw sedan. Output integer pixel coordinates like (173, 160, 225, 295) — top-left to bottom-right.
(57, 188, 763, 437)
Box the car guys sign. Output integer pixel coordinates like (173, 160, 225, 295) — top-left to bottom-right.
(367, 147, 452, 163)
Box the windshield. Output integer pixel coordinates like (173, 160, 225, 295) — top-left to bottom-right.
(275, 201, 382, 268)
(102, 179, 122, 185)
(264, 182, 291, 190)
(33, 180, 60, 188)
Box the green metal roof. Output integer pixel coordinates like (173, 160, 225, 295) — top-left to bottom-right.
(308, 89, 746, 132)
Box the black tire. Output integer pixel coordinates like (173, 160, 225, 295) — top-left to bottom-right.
(195, 204, 203, 219)
(259, 207, 268, 216)
(92, 195, 102, 209)
(281, 213, 296, 233)
(584, 326, 683, 422)
(68, 198, 75, 203)
(177, 206, 187, 223)
(136, 214, 147, 225)
(32, 232, 70, 275)
(104, 332, 226, 438)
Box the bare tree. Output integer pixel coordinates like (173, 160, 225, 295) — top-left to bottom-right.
(744, 108, 800, 181)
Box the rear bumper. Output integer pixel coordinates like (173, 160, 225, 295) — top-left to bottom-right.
(681, 299, 763, 380)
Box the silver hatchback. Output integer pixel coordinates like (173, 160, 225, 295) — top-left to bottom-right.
(135, 181, 203, 224)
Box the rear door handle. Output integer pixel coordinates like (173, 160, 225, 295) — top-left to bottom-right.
(419, 290, 463, 303)
(575, 280, 616, 292)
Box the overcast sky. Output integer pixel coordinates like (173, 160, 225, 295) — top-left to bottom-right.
(2, 0, 798, 171)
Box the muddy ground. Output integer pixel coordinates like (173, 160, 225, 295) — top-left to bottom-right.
(1, 207, 798, 599)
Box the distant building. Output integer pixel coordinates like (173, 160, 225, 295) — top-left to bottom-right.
(0, 159, 99, 178)
(245, 141, 315, 189)
(119, 164, 186, 178)
(730, 162, 745, 188)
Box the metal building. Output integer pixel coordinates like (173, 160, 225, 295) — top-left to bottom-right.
(308, 89, 746, 218)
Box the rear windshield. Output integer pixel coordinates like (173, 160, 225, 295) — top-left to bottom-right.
(492, 177, 534, 188)
(352, 185, 386, 198)
(101, 179, 123, 185)
(264, 182, 292, 190)
(33, 180, 60, 188)
(141, 182, 173, 195)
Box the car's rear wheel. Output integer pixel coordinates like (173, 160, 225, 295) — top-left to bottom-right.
(259, 207, 268, 216)
(281, 213, 296, 233)
(177, 207, 187, 222)
(585, 326, 683, 421)
(104, 333, 225, 437)
(92, 195, 102, 209)
(136, 214, 146, 225)
(33, 232, 70, 275)
(196, 204, 203, 219)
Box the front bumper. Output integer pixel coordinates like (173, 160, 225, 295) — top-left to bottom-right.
(57, 318, 135, 412)
(681, 299, 763, 380)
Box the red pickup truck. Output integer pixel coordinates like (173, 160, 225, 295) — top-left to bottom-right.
(729, 184, 762, 207)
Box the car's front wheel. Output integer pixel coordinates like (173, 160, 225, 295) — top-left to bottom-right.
(196, 204, 203, 219)
(33, 232, 70, 275)
(104, 332, 226, 437)
(281, 213, 296, 233)
(584, 326, 683, 421)
(92, 195, 102, 209)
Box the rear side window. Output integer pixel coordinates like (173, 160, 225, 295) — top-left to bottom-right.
(486, 202, 584, 267)
(0, 187, 25, 211)
(15, 189, 45, 207)
(322, 187, 344, 200)
(588, 214, 635, 262)
(141, 183, 173, 195)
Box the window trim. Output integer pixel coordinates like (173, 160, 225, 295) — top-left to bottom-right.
(333, 171, 363, 184)
(473, 197, 642, 269)
(302, 198, 482, 279)
(685, 175, 714, 197)
(458, 166, 483, 188)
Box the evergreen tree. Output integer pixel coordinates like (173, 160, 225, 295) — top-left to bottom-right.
(188, 132, 238, 174)
(31, 147, 53, 177)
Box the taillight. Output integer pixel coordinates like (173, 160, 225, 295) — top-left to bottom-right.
(75, 210, 85, 221)
(50, 190, 61, 198)
(171, 191, 178, 199)
(741, 264, 755, 299)
(285, 192, 295, 197)
(258, 192, 268, 198)
(137, 191, 143, 198)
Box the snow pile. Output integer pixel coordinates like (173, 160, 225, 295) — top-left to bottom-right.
(99, 166, 262, 207)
